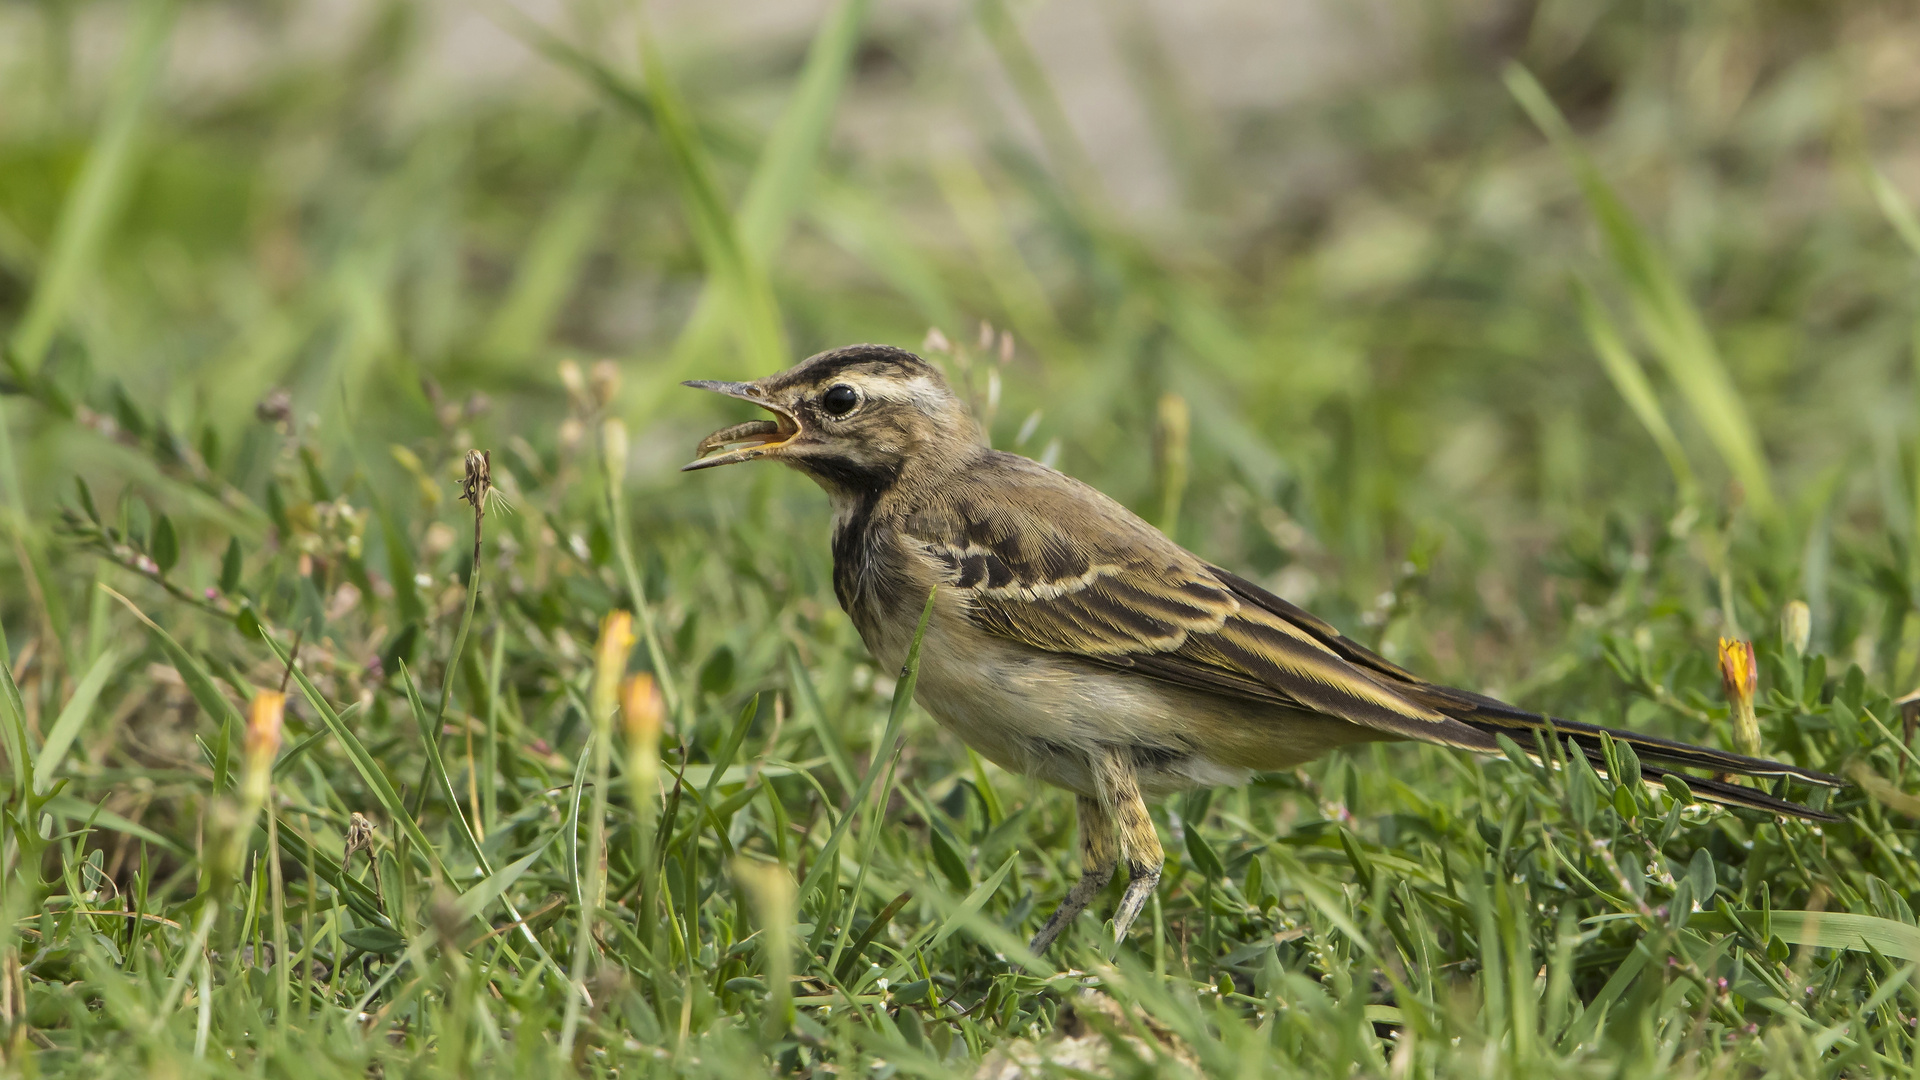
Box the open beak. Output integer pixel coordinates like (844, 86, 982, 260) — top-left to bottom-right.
(680, 380, 802, 471)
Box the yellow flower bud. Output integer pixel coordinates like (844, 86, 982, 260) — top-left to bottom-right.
(242, 690, 287, 804)
(591, 611, 635, 737)
(621, 673, 663, 804)
(620, 673, 663, 746)
(246, 690, 287, 764)
(1718, 637, 1760, 757)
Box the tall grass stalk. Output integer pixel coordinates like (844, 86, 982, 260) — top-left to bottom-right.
(558, 611, 632, 1057)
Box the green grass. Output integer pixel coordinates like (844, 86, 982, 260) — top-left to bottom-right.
(4, 1, 1920, 1075)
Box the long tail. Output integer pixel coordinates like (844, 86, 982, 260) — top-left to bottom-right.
(1412, 684, 1845, 822)
(1204, 568, 1846, 822)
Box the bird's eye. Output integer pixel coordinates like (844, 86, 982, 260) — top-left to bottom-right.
(821, 384, 860, 417)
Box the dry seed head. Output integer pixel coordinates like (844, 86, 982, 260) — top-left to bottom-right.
(256, 389, 293, 425)
(558, 359, 587, 403)
(344, 812, 378, 862)
(459, 449, 512, 518)
(460, 450, 491, 513)
(590, 360, 621, 408)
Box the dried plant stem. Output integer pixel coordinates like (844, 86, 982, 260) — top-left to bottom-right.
(438, 450, 569, 988)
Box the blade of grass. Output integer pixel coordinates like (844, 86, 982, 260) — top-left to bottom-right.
(347, 845, 548, 1022)
(639, 27, 786, 374)
(498, 9, 784, 381)
(826, 692, 909, 975)
(785, 645, 857, 798)
(481, 620, 505, 836)
(256, 626, 451, 884)
(454, 833, 558, 924)
(694, 695, 761, 851)
(8, 0, 176, 376)
(809, 182, 960, 332)
(264, 814, 389, 927)
(559, 612, 634, 1059)
(1866, 163, 1920, 260)
(924, 851, 1016, 956)
(0, 617, 31, 798)
(397, 660, 487, 866)
(1859, 160, 1920, 623)
(32, 646, 119, 795)
(1573, 278, 1697, 501)
(102, 586, 245, 733)
(1507, 63, 1773, 515)
(483, 121, 629, 360)
(833, 888, 912, 985)
(874, 852, 1049, 978)
(932, 153, 1063, 350)
(797, 588, 937, 931)
(489, 4, 657, 127)
(45, 794, 186, 859)
(673, 0, 874, 359)
(1691, 909, 1920, 961)
(975, 0, 1105, 208)
(1268, 847, 1378, 959)
(499, 9, 779, 376)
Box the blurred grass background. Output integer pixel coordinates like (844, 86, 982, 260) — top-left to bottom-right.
(9, 0, 1920, 689)
(6, 0, 1920, 1075)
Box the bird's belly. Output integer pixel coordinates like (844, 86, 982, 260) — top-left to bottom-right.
(906, 632, 1279, 798)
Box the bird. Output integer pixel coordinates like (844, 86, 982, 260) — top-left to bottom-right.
(682, 343, 1844, 954)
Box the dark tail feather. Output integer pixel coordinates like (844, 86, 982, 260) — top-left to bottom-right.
(1637, 763, 1843, 822)
(1407, 685, 1844, 822)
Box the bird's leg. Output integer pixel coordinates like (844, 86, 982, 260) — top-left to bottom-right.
(1028, 795, 1116, 953)
(1093, 748, 1163, 946)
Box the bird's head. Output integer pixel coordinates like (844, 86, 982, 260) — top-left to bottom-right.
(682, 344, 983, 493)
